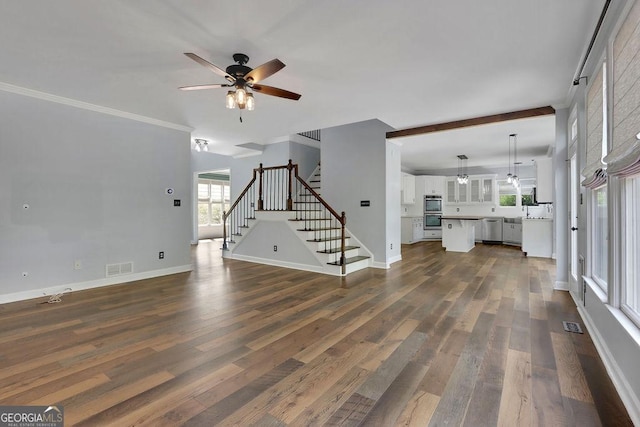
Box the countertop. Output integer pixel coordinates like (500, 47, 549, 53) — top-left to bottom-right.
(441, 216, 483, 220)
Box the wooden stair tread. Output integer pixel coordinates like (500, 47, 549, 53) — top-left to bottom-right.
(297, 227, 341, 231)
(307, 236, 349, 243)
(327, 255, 370, 265)
(317, 245, 360, 254)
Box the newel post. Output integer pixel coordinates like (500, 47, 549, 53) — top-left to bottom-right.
(340, 211, 346, 275)
(287, 159, 294, 211)
(257, 163, 264, 211)
(222, 211, 228, 250)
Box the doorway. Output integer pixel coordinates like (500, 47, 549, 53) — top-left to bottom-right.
(194, 169, 230, 242)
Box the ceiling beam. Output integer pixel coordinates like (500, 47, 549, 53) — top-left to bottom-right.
(386, 106, 556, 139)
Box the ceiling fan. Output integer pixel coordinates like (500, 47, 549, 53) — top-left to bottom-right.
(179, 52, 301, 110)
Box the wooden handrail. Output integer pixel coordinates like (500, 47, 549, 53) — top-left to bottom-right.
(223, 160, 347, 273)
(293, 164, 344, 225)
(222, 169, 257, 249)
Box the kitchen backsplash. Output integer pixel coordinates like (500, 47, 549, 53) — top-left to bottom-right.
(442, 203, 553, 218)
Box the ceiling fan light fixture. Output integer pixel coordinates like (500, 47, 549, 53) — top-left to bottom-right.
(235, 87, 247, 106)
(246, 93, 255, 111)
(226, 91, 236, 109)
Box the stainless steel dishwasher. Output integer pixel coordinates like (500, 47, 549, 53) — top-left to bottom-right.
(482, 217, 503, 244)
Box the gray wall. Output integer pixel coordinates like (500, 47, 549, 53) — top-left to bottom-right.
(321, 119, 396, 265)
(386, 141, 402, 262)
(233, 220, 321, 266)
(230, 143, 290, 200)
(229, 141, 320, 200)
(289, 141, 320, 181)
(0, 90, 192, 301)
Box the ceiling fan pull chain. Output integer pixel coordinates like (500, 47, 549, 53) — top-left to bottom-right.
(239, 111, 243, 123)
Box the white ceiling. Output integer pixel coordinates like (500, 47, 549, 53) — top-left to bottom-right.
(0, 1, 604, 170)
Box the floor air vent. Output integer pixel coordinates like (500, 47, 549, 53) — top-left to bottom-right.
(106, 262, 134, 278)
(562, 321, 583, 334)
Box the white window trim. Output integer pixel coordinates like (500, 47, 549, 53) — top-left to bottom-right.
(198, 178, 230, 226)
(588, 185, 608, 293)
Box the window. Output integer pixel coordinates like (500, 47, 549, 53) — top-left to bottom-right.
(520, 178, 536, 206)
(592, 186, 608, 291)
(621, 175, 640, 326)
(198, 179, 230, 226)
(498, 178, 535, 207)
(498, 179, 517, 206)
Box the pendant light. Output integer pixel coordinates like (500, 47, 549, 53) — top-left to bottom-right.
(512, 133, 520, 189)
(457, 155, 469, 184)
(506, 134, 514, 183)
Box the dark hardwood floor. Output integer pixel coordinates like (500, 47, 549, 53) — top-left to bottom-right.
(0, 240, 632, 426)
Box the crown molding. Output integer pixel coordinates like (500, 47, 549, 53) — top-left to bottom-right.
(0, 81, 193, 133)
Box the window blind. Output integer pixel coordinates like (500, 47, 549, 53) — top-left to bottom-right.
(582, 65, 606, 186)
(605, 0, 640, 178)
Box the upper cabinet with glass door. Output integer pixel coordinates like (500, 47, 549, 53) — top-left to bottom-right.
(447, 175, 495, 205)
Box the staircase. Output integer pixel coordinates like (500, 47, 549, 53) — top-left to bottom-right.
(222, 162, 371, 276)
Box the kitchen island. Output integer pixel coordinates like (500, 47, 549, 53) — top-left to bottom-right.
(441, 216, 482, 252)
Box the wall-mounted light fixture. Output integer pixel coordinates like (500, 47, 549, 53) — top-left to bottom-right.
(194, 139, 209, 152)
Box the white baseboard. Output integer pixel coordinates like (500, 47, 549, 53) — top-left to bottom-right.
(0, 264, 192, 305)
(225, 253, 343, 276)
(577, 305, 640, 426)
(554, 280, 569, 291)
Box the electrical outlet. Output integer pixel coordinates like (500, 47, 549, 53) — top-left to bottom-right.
(159, 251, 164, 259)
(173, 199, 181, 207)
(273, 245, 277, 252)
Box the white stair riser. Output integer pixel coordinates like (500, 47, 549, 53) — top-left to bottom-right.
(316, 248, 360, 261)
(345, 258, 371, 274)
(311, 238, 351, 251)
(292, 211, 334, 220)
(299, 229, 343, 240)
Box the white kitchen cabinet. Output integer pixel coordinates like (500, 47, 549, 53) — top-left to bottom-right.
(446, 178, 469, 204)
(522, 219, 553, 257)
(447, 175, 495, 205)
(402, 173, 416, 204)
(424, 175, 445, 196)
(470, 177, 495, 203)
(503, 222, 522, 246)
(536, 158, 553, 203)
(401, 217, 423, 244)
(481, 177, 494, 203)
(424, 229, 442, 240)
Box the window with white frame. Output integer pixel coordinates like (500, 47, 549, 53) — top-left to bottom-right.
(583, 61, 608, 294)
(498, 179, 517, 206)
(621, 174, 640, 326)
(198, 179, 230, 226)
(591, 185, 608, 291)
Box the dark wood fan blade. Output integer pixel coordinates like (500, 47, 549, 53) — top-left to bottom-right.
(245, 59, 285, 83)
(184, 53, 235, 82)
(179, 84, 228, 91)
(252, 84, 301, 100)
